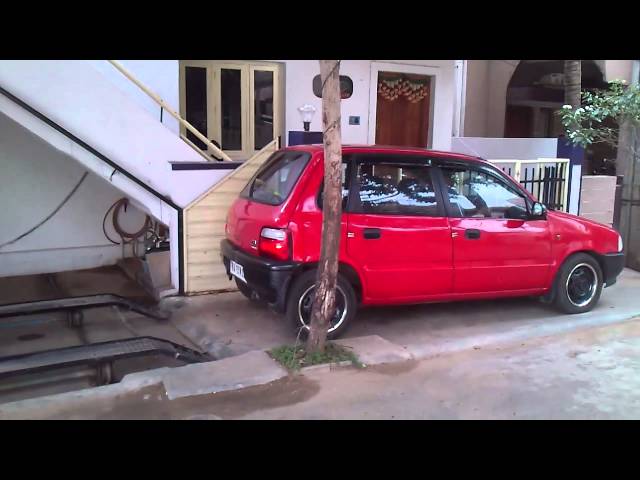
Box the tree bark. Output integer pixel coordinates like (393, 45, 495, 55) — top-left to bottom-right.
(564, 60, 582, 107)
(306, 60, 342, 354)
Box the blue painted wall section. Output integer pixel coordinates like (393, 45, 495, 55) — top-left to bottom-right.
(288, 131, 323, 147)
(557, 136, 585, 213)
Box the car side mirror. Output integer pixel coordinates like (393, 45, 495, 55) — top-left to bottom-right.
(531, 202, 546, 219)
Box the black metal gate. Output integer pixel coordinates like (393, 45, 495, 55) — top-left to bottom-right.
(493, 160, 569, 212)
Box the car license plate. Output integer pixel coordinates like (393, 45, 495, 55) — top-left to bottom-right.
(230, 260, 246, 283)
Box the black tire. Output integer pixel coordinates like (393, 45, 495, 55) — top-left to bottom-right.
(553, 253, 603, 314)
(235, 278, 264, 304)
(285, 270, 357, 340)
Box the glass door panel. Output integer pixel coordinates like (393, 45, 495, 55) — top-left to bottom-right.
(253, 69, 274, 150)
(220, 68, 243, 151)
(184, 66, 208, 150)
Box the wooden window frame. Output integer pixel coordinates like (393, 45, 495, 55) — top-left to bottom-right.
(179, 60, 283, 161)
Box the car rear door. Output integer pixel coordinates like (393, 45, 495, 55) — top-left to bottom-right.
(344, 154, 453, 303)
(436, 161, 552, 294)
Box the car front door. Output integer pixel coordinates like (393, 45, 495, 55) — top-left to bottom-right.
(437, 162, 552, 294)
(345, 155, 453, 303)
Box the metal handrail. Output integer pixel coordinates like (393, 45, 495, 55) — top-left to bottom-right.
(107, 60, 233, 162)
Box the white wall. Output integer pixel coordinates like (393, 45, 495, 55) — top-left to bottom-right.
(462, 60, 490, 137)
(486, 60, 519, 138)
(83, 60, 458, 151)
(0, 112, 149, 277)
(282, 60, 371, 145)
(88, 60, 181, 135)
(463, 60, 637, 138)
(604, 60, 634, 83)
(451, 137, 559, 159)
(282, 60, 456, 151)
(0, 60, 217, 208)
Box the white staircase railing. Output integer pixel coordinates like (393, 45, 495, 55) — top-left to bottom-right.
(107, 60, 233, 163)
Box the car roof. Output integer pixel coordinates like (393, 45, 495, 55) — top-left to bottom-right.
(283, 144, 487, 164)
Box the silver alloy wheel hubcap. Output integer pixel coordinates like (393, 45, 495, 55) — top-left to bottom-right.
(297, 284, 348, 333)
(566, 262, 598, 307)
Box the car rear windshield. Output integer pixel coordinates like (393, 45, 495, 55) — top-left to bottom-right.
(242, 150, 311, 206)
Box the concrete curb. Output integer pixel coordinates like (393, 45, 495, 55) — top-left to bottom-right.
(335, 335, 414, 366)
(299, 360, 353, 374)
(0, 370, 168, 419)
(0, 335, 415, 418)
(163, 350, 288, 400)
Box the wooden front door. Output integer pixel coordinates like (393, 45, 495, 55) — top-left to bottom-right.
(375, 72, 431, 147)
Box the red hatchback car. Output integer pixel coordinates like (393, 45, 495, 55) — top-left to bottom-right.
(222, 145, 625, 338)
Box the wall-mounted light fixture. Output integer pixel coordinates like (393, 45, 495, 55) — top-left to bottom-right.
(297, 104, 316, 132)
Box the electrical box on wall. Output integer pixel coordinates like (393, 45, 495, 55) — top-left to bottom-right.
(349, 116, 360, 125)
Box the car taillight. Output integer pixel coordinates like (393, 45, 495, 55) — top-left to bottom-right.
(259, 227, 290, 261)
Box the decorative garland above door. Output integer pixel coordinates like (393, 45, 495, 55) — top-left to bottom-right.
(377, 73, 430, 103)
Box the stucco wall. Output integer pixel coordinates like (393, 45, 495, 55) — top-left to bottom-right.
(605, 60, 634, 83)
(91, 60, 456, 151)
(0, 112, 149, 277)
(282, 60, 371, 145)
(451, 137, 559, 159)
(273, 60, 456, 150)
(461, 60, 490, 137)
(463, 60, 636, 139)
(88, 60, 181, 135)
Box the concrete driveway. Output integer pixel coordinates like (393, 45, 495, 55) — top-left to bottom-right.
(171, 268, 640, 360)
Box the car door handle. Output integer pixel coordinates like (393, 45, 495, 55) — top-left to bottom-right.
(363, 228, 381, 240)
(465, 229, 481, 240)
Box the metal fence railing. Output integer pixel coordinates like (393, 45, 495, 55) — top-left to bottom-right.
(490, 159, 570, 212)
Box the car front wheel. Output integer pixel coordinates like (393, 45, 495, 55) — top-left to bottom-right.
(554, 253, 603, 314)
(285, 270, 357, 340)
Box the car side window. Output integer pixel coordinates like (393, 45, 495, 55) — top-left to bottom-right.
(441, 166, 529, 219)
(352, 161, 440, 216)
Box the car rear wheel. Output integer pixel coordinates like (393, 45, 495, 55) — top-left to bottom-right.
(286, 270, 357, 340)
(554, 253, 603, 314)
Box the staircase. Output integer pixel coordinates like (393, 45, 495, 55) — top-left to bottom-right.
(183, 139, 278, 293)
(0, 60, 279, 295)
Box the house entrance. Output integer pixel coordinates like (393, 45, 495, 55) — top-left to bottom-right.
(375, 71, 433, 148)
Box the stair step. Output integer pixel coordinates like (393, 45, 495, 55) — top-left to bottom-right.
(187, 220, 225, 235)
(185, 234, 225, 251)
(186, 261, 228, 276)
(192, 194, 238, 208)
(187, 205, 231, 222)
(187, 268, 235, 293)
(187, 248, 223, 264)
(232, 169, 260, 181)
(187, 224, 225, 238)
(184, 142, 278, 294)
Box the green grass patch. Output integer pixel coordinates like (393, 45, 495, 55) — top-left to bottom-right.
(269, 342, 363, 371)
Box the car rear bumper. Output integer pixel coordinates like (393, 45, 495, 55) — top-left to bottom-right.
(221, 239, 300, 312)
(600, 252, 625, 287)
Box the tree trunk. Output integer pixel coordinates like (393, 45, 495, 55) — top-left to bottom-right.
(564, 60, 582, 107)
(306, 60, 342, 355)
